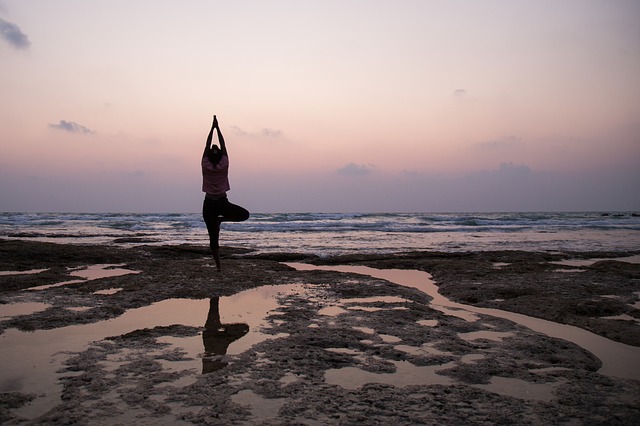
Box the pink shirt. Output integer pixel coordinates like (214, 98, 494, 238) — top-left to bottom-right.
(202, 155, 230, 195)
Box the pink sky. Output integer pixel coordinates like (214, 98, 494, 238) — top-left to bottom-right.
(1, 0, 639, 212)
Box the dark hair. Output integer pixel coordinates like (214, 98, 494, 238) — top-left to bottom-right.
(207, 146, 223, 166)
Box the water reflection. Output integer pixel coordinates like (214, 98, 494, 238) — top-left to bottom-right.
(0, 284, 305, 420)
(202, 297, 249, 373)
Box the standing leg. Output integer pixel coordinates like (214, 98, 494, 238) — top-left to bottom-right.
(203, 198, 222, 271)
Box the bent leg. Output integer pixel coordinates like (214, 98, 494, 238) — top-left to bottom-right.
(219, 200, 250, 223)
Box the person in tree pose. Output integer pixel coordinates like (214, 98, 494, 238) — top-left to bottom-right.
(201, 297, 249, 373)
(202, 115, 249, 271)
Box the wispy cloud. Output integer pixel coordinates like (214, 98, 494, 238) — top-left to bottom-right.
(337, 163, 375, 176)
(261, 128, 282, 138)
(49, 120, 94, 134)
(231, 126, 282, 138)
(0, 17, 30, 50)
(452, 89, 467, 97)
(467, 162, 532, 182)
(497, 162, 531, 177)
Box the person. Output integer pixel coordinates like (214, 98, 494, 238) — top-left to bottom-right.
(202, 115, 250, 271)
(201, 297, 249, 373)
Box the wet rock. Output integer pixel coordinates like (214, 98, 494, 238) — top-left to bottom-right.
(1, 240, 639, 424)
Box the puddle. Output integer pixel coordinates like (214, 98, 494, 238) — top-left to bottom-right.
(395, 343, 451, 357)
(157, 284, 304, 374)
(0, 302, 51, 319)
(459, 331, 515, 342)
(349, 306, 407, 312)
(317, 295, 411, 316)
(279, 372, 300, 384)
(326, 348, 363, 356)
(318, 306, 348, 316)
(601, 314, 639, 322)
(65, 306, 93, 312)
(551, 254, 640, 267)
(529, 366, 571, 374)
(93, 288, 123, 295)
(0, 283, 308, 419)
(69, 264, 138, 280)
(26, 278, 86, 291)
(287, 263, 640, 382)
(325, 359, 456, 390)
(231, 389, 287, 421)
(352, 326, 375, 335)
(26, 264, 139, 291)
(473, 376, 558, 402)
(461, 353, 485, 364)
(0, 269, 48, 276)
(379, 334, 402, 343)
(345, 296, 410, 304)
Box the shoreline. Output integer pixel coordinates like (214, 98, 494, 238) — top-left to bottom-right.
(3, 210, 640, 256)
(1, 240, 639, 424)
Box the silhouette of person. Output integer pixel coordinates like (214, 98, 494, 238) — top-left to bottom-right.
(202, 115, 250, 271)
(202, 297, 249, 373)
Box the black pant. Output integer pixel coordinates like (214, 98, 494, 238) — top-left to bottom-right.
(202, 196, 250, 250)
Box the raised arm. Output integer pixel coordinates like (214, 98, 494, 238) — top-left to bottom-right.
(203, 115, 216, 158)
(215, 116, 228, 156)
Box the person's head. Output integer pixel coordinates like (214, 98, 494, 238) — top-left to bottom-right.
(208, 145, 223, 164)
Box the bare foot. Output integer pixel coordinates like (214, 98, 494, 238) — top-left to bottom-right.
(212, 247, 221, 272)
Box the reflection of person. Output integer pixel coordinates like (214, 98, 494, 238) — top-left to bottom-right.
(202, 297, 249, 374)
(202, 115, 250, 271)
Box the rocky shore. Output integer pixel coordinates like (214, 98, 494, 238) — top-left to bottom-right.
(1, 239, 639, 425)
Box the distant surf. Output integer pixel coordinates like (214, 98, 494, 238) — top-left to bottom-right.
(1, 211, 639, 255)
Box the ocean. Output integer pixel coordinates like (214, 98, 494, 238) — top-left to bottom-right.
(1, 211, 639, 255)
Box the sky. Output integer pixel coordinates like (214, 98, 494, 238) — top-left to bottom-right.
(1, 0, 639, 213)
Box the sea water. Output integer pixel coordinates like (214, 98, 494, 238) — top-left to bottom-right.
(1, 211, 639, 254)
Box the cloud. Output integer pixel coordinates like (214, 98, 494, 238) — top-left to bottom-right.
(497, 162, 531, 178)
(0, 17, 30, 50)
(452, 89, 467, 97)
(467, 162, 532, 181)
(337, 163, 375, 176)
(261, 128, 282, 138)
(48, 120, 94, 134)
(231, 125, 282, 139)
(230, 126, 249, 136)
